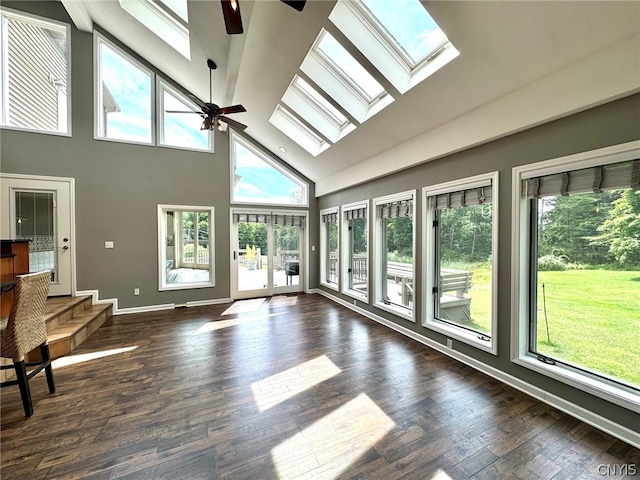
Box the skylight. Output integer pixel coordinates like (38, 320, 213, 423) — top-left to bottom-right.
(316, 31, 385, 103)
(119, 0, 191, 59)
(269, 104, 331, 157)
(329, 0, 459, 94)
(281, 76, 356, 143)
(360, 0, 447, 67)
(300, 29, 393, 123)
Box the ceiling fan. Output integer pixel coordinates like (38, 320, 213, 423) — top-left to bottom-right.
(221, 0, 306, 35)
(166, 59, 247, 132)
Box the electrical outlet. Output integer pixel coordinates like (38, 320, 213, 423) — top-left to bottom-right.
(446, 338, 453, 349)
(105, 241, 114, 249)
(311, 245, 316, 251)
(134, 288, 140, 295)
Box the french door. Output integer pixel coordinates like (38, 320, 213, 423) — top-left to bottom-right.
(231, 210, 306, 299)
(0, 174, 74, 296)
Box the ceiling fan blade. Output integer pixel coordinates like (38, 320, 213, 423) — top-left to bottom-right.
(219, 104, 246, 115)
(221, 0, 243, 35)
(165, 110, 201, 114)
(280, 0, 306, 12)
(218, 115, 247, 131)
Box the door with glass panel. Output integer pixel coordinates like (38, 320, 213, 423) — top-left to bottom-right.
(232, 211, 305, 299)
(0, 175, 73, 296)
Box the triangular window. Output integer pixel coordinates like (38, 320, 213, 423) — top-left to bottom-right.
(231, 133, 308, 206)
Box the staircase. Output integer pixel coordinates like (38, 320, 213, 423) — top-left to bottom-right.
(29, 296, 112, 361)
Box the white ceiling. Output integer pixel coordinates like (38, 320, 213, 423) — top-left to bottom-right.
(63, 0, 640, 195)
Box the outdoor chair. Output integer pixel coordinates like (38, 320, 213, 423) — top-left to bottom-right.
(0, 271, 55, 417)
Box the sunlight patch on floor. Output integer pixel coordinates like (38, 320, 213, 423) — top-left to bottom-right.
(268, 296, 298, 307)
(271, 393, 395, 479)
(251, 355, 341, 412)
(52, 346, 138, 369)
(193, 312, 282, 334)
(222, 298, 266, 315)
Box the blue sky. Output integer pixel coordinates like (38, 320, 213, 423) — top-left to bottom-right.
(234, 142, 304, 205)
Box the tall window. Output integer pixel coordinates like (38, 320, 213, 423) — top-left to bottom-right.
(341, 201, 369, 301)
(95, 34, 153, 144)
(320, 208, 339, 290)
(424, 172, 498, 354)
(374, 192, 415, 320)
(231, 132, 308, 206)
(513, 145, 640, 409)
(158, 205, 215, 290)
(0, 8, 70, 134)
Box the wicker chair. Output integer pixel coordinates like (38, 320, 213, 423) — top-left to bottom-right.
(0, 271, 55, 417)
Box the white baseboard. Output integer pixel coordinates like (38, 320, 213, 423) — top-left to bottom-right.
(313, 289, 640, 449)
(75, 290, 231, 316)
(186, 298, 232, 307)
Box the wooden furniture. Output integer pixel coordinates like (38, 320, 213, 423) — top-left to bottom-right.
(0, 271, 55, 416)
(1, 240, 30, 318)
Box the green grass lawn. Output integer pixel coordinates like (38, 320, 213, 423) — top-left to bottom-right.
(536, 269, 640, 387)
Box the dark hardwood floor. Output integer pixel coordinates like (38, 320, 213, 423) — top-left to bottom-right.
(1, 293, 638, 479)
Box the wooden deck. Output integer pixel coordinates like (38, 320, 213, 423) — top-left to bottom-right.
(1, 293, 637, 479)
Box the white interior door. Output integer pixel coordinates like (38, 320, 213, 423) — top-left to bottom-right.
(231, 211, 305, 300)
(0, 174, 74, 296)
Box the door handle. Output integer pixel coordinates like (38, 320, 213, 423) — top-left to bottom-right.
(233, 251, 237, 260)
(60, 245, 69, 250)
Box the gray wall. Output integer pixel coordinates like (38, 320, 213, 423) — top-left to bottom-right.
(317, 93, 640, 432)
(0, 1, 317, 308)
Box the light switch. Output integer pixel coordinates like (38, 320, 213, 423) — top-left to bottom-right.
(105, 241, 114, 249)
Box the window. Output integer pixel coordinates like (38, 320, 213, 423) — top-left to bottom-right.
(119, 0, 190, 59)
(320, 207, 339, 290)
(269, 104, 330, 157)
(95, 33, 154, 144)
(423, 172, 498, 353)
(281, 75, 356, 143)
(341, 201, 369, 301)
(158, 205, 214, 290)
(157, 79, 211, 151)
(512, 142, 640, 411)
(329, 0, 459, 94)
(0, 8, 70, 135)
(373, 191, 415, 320)
(300, 29, 393, 123)
(231, 131, 309, 206)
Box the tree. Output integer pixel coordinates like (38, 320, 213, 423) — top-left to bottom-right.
(538, 192, 618, 265)
(590, 190, 640, 267)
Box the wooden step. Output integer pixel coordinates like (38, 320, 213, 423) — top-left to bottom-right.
(43, 295, 93, 333)
(27, 297, 113, 362)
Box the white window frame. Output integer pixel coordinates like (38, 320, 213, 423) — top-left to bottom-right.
(94, 31, 155, 146)
(118, 0, 190, 59)
(341, 200, 369, 303)
(320, 206, 340, 291)
(373, 190, 416, 321)
(230, 131, 309, 207)
(0, 7, 71, 136)
(269, 104, 331, 157)
(329, 0, 459, 94)
(300, 29, 393, 124)
(156, 78, 213, 153)
(157, 204, 215, 291)
(281, 75, 356, 144)
(422, 171, 499, 354)
(511, 140, 640, 412)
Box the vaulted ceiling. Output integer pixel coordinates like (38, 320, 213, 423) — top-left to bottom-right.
(62, 0, 640, 195)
